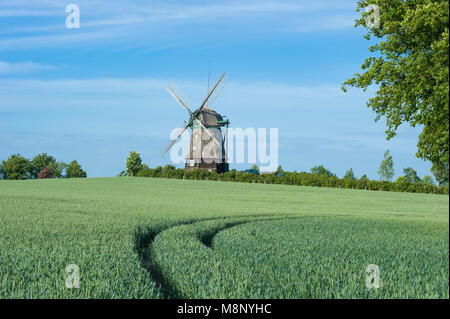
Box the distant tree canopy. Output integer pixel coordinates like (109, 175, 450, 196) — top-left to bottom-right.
(117, 153, 447, 194)
(126, 151, 143, 176)
(343, 0, 449, 175)
(378, 150, 395, 182)
(66, 160, 87, 178)
(0, 154, 32, 180)
(310, 165, 335, 177)
(250, 164, 260, 174)
(344, 168, 357, 180)
(422, 175, 435, 186)
(403, 167, 421, 183)
(31, 153, 56, 178)
(31, 153, 66, 178)
(0, 153, 86, 180)
(134, 165, 448, 195)
(431, 163, 449, 186)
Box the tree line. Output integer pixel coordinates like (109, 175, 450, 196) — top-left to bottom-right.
(122, 151, 449, 195)
(0, 153, 87, 180)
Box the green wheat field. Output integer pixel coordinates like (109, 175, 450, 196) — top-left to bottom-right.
(0, 177, 448, 298)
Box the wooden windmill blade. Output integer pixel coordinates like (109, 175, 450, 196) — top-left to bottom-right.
(166, 84, 193, 115)
(161, 122, 190, 157)
(196, 72, 226, 114)
(206, 74, 227, 108)
(197, 119, 221, 148)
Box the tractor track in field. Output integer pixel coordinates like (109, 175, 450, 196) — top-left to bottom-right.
(133, 214, 290, 298)
(133, 213, 341, 298)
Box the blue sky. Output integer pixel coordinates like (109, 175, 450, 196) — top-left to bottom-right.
(0, 0, 433, 179)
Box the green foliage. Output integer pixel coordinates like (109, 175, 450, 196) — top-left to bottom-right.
(51, 161, 67, 178)
(0, 154, 32, 180)
(30, 153, 66, 178)
(422, 175, 435, 186)
(431, 162, 449, 186)
(31, 153, 56, 178)
(275, 165, 284, 174)
(378, 150, 395, 182)
(310, 165, 335, 177)
(403, 167, 421, 183)
(0, 177, 447, 298)
(163, 164, 176, 172)
(126, 151, 143, 177)
(343, 0, 449, 169)
(66, 161, 87, 178)
(344, 168, 357, 180)
(250, 164, 260, 174)
(134, 166, 448, 195)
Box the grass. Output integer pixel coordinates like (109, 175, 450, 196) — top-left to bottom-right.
(0, 177, 448, 298)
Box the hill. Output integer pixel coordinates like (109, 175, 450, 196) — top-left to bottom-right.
(0, 177, 448, 298)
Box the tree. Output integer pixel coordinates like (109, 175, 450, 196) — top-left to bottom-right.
(126, 151, 142, 176)
(403, 167, 421, 183)
(275, 165, 284, 174)
(360, 174, 369, 181)
(422, 175, 435, 185)
(250, 164, 260, 174)
(31, 153, 67, 178)
(378, 150, 394, 182)
(51, 161, 67, 178)
(163, 164, 176, 172)
(0, 154, 32, 180)
(431, 162, 449, 186)
(66, 160, 87, 178)
(344, 168, 357, 180)
(38, 166, 57, 179)
(343, 0, 449, 170)
(31, 153, 56, 178)
(310, 165, 335, 177)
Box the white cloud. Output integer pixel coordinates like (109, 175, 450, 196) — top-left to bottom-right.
(0, 0, 358, 51)
(0, 77, 368, 109)
(0, 61, 56, 74)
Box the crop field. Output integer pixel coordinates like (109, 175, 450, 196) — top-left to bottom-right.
(0, 177, 448, 298)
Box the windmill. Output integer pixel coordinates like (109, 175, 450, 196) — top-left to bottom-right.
(161, 72, 230, 173)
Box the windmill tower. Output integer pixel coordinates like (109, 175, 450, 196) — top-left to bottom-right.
(161, 73, 230, 173)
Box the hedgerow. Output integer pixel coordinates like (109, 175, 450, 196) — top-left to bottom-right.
(135, 167, 449, 195)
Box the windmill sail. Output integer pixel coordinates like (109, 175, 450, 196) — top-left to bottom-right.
(161, 71, 230, 173)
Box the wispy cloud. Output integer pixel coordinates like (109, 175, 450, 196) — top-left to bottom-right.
(0, 61, 56, 74)
(0, 0, 358, 51)
(0, 76, 369, 111)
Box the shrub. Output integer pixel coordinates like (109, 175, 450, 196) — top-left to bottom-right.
(310, 165, 335, 177)
(66, 160, 87, 178)
(37, 166, 57, 179)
